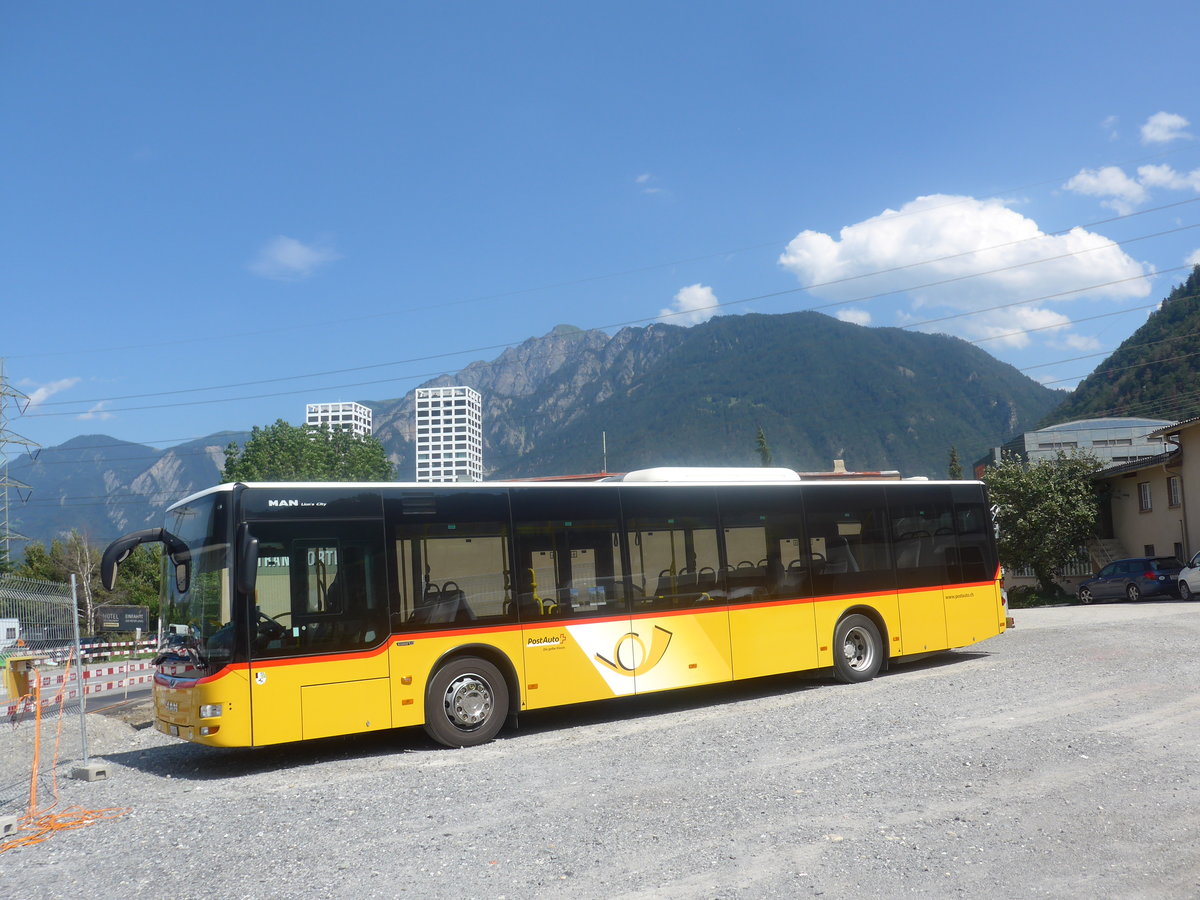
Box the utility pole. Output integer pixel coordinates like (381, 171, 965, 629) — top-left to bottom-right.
(0, 359, 37, 569)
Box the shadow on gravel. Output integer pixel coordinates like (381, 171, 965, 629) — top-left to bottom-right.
(99, 649, 990, 779)
(513, 648, 991, 737)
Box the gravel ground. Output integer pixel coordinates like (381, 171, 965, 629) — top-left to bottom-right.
(2, 602, 1199, 899)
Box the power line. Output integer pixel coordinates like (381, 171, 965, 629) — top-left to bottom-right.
(21, 221, 1198, 418)
(9, 176, 1198, 364)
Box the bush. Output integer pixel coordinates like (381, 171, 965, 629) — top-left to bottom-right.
(1007, 584, 1071, 609)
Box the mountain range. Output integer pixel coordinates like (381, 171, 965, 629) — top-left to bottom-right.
(1038, 265, 1200, 426)
(9, 309, 1066, 548)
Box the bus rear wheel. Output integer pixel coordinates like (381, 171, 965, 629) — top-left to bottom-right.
(424, 657, 509, 748)
(833, 614, 883, 684)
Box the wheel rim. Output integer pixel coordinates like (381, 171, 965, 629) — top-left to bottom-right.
(1127, 585, 1139, 602)
(441, 673, 494, 731)
(841, 625, 876, 672)
(1079, 589, 1092, 604)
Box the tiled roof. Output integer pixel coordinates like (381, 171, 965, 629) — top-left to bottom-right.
(1093, 450, 1177, 479)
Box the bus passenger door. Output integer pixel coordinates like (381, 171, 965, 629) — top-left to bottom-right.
(246, 520, 392, 745)
(620, 486, 734, 695)
(515, 530, 638, 709)
(726, 532, 820, 679)
(510, 488, 639, 709)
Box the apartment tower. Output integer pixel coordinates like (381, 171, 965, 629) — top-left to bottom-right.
(414, 386, 483, 482)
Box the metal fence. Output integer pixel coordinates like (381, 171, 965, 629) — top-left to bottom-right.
(0, 573, 89, 817)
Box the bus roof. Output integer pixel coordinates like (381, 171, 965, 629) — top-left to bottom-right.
(167, 470, 982, 514)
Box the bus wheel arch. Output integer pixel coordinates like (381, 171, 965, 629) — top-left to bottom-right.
(832, 609, 887, 684)
(424, 646, 518, 748)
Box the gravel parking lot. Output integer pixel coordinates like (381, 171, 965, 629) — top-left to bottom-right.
(2, 602, 1199, 899)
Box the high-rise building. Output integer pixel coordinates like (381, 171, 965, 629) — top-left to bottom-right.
(415, 386, 483, 482)
(305, 401, 373, 437)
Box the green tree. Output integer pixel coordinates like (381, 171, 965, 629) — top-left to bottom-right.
(948, 446, 963, 480)
(222, 419, 394, 482)
(983, 451, 1101, 595)
(115, 545, 164, 618)
(15, 531, 161, 631)
(755, 426, 774, 467)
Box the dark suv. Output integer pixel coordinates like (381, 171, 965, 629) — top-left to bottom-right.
(1077, 557, 1184, 604)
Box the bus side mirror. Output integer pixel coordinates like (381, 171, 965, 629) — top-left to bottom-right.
(101, 528, 168, 591)
(237, 524, 259, 596)
(101, 527, 192, 593)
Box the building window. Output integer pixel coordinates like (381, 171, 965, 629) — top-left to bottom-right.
(1174, 542, 1185, 561)
(1143, 544, 1155, 557)
(1138, 482, 1152, 512)
(1169, 475, 1182, 508)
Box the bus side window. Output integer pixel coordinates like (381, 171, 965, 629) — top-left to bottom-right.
(886, 484, 956, 590)
(621, 486, 723, 609)
(249, 522, 387, 658)
(510, 486, 628, 621)
(388, 489, 516, 630)
(804, 485, 893, 597)
(950, 491, 997, 583)
(397, 529, 512, 627)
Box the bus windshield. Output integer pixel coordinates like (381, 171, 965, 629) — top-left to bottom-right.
(160, 493, 233, 671)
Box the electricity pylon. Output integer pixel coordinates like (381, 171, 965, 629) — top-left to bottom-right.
(0, 359, 37, 569)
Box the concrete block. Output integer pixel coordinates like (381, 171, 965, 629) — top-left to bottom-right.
(1, 815, 18, 838)
(71, 762, 109, 782)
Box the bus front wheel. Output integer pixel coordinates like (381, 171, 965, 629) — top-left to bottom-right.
(833, 614, 883, 684)
(424, 657, 509, 748)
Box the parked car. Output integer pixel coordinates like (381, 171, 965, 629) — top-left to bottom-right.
(1076, 557, 1184, 604)
(1175, 551, 1200, 600)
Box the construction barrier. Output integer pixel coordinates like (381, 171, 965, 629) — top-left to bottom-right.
(2, 660, 157, 719)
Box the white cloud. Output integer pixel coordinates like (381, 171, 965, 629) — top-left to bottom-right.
(1187, 248, 1200, 267)
(1140, 111, 1191, 145)
(836, 308, 872, 326)
(973, 306, 1073, 350)
(248, 236, 340, 281)
(1058, 333, 1103, 352)
(1062, 166, 1148, 214)
(660, 283, 719, 326)
(778, 194, 1151, 347)
(1137, 163, 1200, 192)
(1101, 115, 1119, 141)
(23, 377, 81, 409)
(635, 173, 663, 195)
(77, 402, 113, 421)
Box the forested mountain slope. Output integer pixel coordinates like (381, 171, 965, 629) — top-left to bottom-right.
(1043, 265, 1200, 425)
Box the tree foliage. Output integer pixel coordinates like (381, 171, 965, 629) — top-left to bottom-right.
(983, 451, 1101, 594)
(755, 426, 774, 467)
(1042, 265, 1200, 425)
(948, 445, 963, 480)
(222, 419, 394, 482)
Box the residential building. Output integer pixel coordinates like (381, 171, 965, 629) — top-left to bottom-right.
(1093, 451, 1187, 566)
(1091, 416, 1200, 567)
(415, 386, 483, 482)
(305, 401, 373, 437)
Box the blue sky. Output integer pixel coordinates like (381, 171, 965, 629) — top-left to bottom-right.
(4, 2, 1200, 455)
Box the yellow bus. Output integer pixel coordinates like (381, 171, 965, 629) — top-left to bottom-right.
(100, 468, 1007, 748)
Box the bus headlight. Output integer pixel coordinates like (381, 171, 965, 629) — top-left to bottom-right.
(199, 704, 223, 719)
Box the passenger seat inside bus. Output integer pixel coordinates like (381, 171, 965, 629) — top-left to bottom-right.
(824, 536, 860, 574)
(411, 584, 475, 625)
